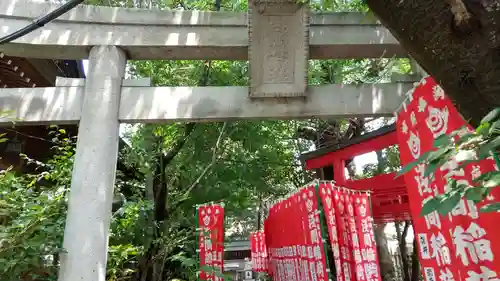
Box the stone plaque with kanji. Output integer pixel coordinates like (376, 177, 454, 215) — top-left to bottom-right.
(248, 0, 309, 98)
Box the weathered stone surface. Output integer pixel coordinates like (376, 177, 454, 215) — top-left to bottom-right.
(0, 83, 414, 125)
(0, 1, 405, 60)
(55, 77, 152, 87)
(248, 0, 309, 98)
(57, 45, 126, 281)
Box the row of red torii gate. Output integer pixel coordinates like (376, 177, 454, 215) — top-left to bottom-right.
(196, 77, 500, 281)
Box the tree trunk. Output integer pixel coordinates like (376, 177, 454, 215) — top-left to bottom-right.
(395, 222, 411, 281)
(367, 0, 500, 126)
(134, 123, 196, 281)
(376, 150, 385, 174)
(374, 224, 395, 281)
(411, 236, 421, 281)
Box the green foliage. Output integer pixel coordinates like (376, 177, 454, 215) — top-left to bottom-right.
(357, 144, 401, 179)
(398, 108, 500, 216)
(107, 244, 142, 281)
(0, 129, 74, 281)
(0, 110, 15, 144)
(355, 118, 402, 180)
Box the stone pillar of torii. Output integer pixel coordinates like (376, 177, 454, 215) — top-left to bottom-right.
(0, 1, 420, 280)
(57, 46, 126, 281)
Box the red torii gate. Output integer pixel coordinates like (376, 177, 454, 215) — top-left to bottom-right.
(300, 124, 411, 223)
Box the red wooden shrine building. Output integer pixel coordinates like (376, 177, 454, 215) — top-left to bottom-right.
(300, 124, 411, 223)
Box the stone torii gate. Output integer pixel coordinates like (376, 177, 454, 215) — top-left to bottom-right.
(0, 1, 416, 281)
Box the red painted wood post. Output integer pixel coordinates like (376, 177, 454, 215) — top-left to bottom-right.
(333, 159, 347, 186)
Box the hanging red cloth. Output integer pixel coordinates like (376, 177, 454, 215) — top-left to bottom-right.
(250, 231, 268, 272)
(197, 203, 224, 281)
(353, 192, 381, 281)
(319, 182, 381, 281)
(264, 185, 330, 281)
(319, 182, 343, 281)
(396, 76, 500, 281)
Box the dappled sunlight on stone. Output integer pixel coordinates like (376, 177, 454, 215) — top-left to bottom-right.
(0, 87, 82, 125)
(0, 0, 405, 60)
(117, 83, 412, 123)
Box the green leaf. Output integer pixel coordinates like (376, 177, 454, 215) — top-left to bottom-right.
(480, 203, 500, 213)
(490, 120, 500, 136)
(433, 135, 451, 147)
(472, 171, 497, 183)
(420, 196, 442, 216)
(479, 135, 500, 159)
(477, 122, 491, 137)
(482, 172, 500, 188)
(455, 133, 480, 146)
(465, 187, 485, 203)
(424, 161, 439, 178)
(427, 148, 451, 163)
(446, 179, 458, 192)
(395, 161, 419, 178)
(424, 155, 451, 178)
(437, 192, 462, 215)
(481, 108, 500, 124)
(396, 151, 431, 178)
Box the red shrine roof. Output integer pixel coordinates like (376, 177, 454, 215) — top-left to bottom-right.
(300, 124, 411, 223)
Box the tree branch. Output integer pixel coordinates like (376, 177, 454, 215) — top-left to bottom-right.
(153, 123, 196, 223)
(399, 221, 411, 281)
(161, 123, 196, 167)
(178, 122, 228, 200)
(401, 221, 410, 246)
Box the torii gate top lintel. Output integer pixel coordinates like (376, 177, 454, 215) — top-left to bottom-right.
(0, 0, 406, 61)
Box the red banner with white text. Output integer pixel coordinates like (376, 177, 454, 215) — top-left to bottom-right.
(396, 76, 500, 281)
(251, 231, 268, 272)
(319, 182, 343, 281)
(197, 203, 224, 281)
(319, 182, 381, 281)
(353, 192, 380, 281)
(264, 185, 329, 281)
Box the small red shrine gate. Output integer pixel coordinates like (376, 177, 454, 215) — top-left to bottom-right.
(300, 124, 410, 223)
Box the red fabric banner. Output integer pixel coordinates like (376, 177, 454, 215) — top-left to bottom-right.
(319, 182, 343, 281)
(353, 192, 381, 281)
(197, 203, 224, 281)
(296, 191, 311, 281)
(396, 76, 500, 281)
(332, 187, 353, 281)
(344, 191, 359, 281)
(250, 231, 268, 272)
(319, 182, 381, 281)
(264, 185, 329, 281)
(303, 185, 329, 281)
